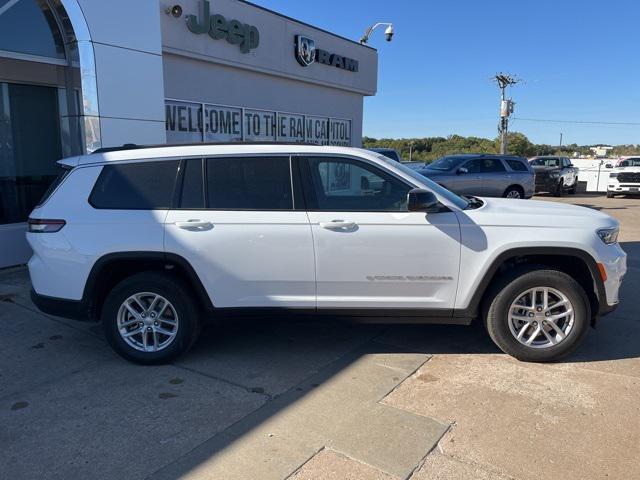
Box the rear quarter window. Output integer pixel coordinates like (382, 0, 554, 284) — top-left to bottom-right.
(506, 159, 529, 172)
(89, 160, 180, 209)
(36, 166, 72, 207)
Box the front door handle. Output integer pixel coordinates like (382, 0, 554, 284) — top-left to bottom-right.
(175, 220, 213, 230)
(319, 220, 357, 231)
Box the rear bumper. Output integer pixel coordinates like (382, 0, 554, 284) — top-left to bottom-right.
(30, 288, 89, 321)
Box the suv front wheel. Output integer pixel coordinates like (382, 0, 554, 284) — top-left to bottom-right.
(101, 272, 201, 364)
(484, 267, 591, 362)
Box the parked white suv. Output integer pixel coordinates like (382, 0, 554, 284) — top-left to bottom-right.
(28, 144, 626, 364)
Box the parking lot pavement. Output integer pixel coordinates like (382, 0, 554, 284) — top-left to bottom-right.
(1, 193, 638, 480)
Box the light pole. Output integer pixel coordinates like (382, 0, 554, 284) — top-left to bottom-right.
(360, 23, 394, 45)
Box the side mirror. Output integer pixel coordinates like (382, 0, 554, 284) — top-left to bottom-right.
(568, 163, 574, 168)
(407, 188, 439, 213)
(457, 167, 468, 175)
(605, 163, 613, 169)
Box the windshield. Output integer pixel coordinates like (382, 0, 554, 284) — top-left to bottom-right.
(620, 158, 640, 167)
(530, 158, 560, 167)
(425, 156, 464, 171)
(375, 154, 469, 210)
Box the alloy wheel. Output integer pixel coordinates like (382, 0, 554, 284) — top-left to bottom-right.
(508, 287, 574, 349)
(506, 190, 522, 199)
(117, 292, 179, 352)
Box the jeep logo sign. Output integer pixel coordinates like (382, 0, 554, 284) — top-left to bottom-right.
(295, 35, 358, 72)
(187, 0, 259, 53)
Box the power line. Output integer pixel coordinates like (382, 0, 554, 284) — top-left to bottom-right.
(514, 117, 640, 126)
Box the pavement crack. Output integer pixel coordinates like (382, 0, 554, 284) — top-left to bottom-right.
(378, 355, 433, 404)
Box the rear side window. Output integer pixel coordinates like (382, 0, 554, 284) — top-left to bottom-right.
(90, 161, 180, 209)
(37, 166, 72, 207)
(180, 159, 204, 208)
(506, 159, 528, 172)
(206, 156, 292, 210)
(481, 159, 506, 173)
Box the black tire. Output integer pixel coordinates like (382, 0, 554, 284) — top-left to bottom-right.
(484, 267, 591, 362)
(553, 180, 564, 197)
(503, 185, 524, 199)
(568, 182, 577, 194)
(101, 272, 201, 364)
(606, 191, 615, 198)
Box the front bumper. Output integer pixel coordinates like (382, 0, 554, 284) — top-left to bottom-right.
(534, 176, 560, 193)
(608, 183, 640, 194)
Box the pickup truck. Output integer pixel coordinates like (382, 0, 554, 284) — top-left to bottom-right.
(529, 156, 579, 196)
(606, 157, 640, 198)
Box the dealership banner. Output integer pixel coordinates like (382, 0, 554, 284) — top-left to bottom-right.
(166, 100, 351, 146)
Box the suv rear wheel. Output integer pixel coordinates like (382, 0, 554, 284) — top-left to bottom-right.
(101, 272, 201, 364)
(484, 267, 591, 362)
(503, 185, 524, 199)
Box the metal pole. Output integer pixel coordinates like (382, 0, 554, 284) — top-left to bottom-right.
(559, 132, 563, 149)
(500, 85, 508, 154)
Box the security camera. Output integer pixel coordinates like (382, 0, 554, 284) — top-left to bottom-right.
(165, 4, 182, 17)
(384, 24, 394, 41)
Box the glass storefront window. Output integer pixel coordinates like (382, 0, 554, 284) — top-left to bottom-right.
(0, 82, 63, 224)
(0, 0, 65, 60)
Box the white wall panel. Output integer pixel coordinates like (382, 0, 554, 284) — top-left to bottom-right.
(76, 0, 162, 54)
(99, 117, 166, 147)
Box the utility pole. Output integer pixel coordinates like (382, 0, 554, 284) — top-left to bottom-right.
(494, 74, 518, 154)
(559, 132, 563, 149)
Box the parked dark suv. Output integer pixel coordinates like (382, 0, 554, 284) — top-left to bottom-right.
(415, 154, 534, 199)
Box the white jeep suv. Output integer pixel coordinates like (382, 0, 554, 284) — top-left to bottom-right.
(27, 144, 626, 364)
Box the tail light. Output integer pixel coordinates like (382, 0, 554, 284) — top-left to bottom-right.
(27, 218, 66, 233)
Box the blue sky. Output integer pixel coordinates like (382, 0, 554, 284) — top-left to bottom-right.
(256, 0, 640, 145)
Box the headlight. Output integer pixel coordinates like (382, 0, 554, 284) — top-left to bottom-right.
(549, 172, 560, 178)
(609, 172, 618, 178)
(597, 227, 619, 245)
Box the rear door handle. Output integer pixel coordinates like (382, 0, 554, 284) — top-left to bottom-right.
(175, 220, 213, 230)
(319, 220, 357, 230)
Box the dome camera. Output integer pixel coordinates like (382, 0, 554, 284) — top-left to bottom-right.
(165, 4, 183, 18)
(384, 24, 394, 41)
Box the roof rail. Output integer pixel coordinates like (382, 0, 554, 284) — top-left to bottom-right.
(91, 141, 330, 154)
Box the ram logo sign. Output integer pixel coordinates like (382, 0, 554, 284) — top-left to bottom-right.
(294, 35, 358, 72)
(295, 36, 316, 66)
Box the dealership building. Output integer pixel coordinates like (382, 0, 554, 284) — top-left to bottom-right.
(0, 0, 378, 267)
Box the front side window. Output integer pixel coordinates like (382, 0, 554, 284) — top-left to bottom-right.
(90, 161, 180, 209)
(206, 156, 292, 210)
(463, 159, 483, 173)
(304, 157, 411, 211)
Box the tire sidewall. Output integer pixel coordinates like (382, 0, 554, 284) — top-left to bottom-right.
(102, 273, 199, 364)
(486, 269, 590, 362)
